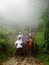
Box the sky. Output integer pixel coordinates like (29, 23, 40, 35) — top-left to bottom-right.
(0, 0, 48, 30)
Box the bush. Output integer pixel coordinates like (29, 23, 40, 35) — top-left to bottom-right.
(35, 32, 49, 65)
(36, 54, 49, 65)
(35, 32, 45, 53)
(0, 30, 15, 63)
(0, 51, 9, 62)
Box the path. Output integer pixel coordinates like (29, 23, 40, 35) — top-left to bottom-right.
(3, 56, 45, 65)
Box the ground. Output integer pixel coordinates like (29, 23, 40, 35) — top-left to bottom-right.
(3, 56, 45, 65)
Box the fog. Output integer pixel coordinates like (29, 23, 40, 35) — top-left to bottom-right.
(0, 0, 48, 31)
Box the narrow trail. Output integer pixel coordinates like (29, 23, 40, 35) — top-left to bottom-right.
(3, 56, 45, 65)
(3, 32, 45, 65)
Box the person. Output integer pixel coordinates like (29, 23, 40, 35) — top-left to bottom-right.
(28, 33, 32, 53)
(25, 33, 29, 44)
(15, 35, 23, 56)
(24, 33, 29, 55)
(17, 32, 23, 41)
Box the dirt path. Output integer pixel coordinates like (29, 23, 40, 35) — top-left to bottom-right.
(3, 56, 45, 65)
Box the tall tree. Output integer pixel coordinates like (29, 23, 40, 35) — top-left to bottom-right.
(44, 6, 49, 52)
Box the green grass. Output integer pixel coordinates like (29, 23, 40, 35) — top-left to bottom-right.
(35, 32, 49, 65)
(35, 32, 45, 46)
(36, 54, 49, 65)
(0, 51, 9, 65)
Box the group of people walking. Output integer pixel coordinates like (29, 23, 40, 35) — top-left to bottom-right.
(15, 32, 33, 56)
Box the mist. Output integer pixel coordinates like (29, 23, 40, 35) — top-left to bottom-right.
(0, 0, 48, 31)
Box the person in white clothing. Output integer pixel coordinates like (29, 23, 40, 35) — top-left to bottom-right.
(15, 38, 23, 48)
(15, 35, 23, 56)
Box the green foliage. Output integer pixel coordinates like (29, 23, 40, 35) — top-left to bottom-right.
(0, 51, 9, 62)
(37, 19, 45, 32)
(35, 32, 45, 46)
(8, 45, 15, 56)
(35, 32, 49, 65)
(36, 6, 49, 65)
(42, 7, 49, 52)
(35, 32, 45, 53)
(37, 54, 49, 65)
(0, 30, 15, 63)
(37, 6, 49, 53)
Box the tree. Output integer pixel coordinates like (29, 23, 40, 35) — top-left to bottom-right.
(44, 7, 49, 53)
(37, 4, 49, 53)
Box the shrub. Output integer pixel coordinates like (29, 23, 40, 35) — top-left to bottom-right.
(35, 32, 45, 53)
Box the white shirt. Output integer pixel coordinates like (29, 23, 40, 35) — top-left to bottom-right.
(15, 39, 23, 48)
